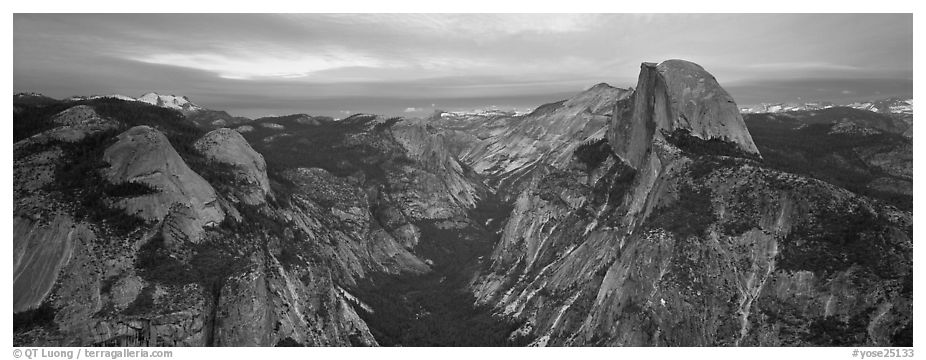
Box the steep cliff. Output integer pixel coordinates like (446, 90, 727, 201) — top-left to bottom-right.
(608, 60, 759, 170)
(14, 60, 912, 347)
(434, 83, 632, 200)
(13, 97, 493, 347)
(243, 113, 485, 225)
(471, 60, 912, 347)
(390, 119, 485, 220)
(104, 125, 225, 241)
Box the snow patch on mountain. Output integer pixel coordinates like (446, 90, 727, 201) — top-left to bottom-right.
(741, 97, 913, 116)
(62, 92, 208, 115)
(137, 92, 204, 113)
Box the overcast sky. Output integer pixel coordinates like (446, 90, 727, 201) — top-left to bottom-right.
(14, 13, 913, 118)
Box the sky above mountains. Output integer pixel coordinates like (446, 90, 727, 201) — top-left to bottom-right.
(14, 13, 913, 118)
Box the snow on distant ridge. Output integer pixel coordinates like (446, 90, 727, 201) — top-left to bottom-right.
(136, 92, 204, 113)
(98, 94, 138, 101)
(437, 107, 533, 119)
(61, 92, 206, 114)
(15, 92, 48, 98)
(740, 97, 912, 116)
(740, 102, 835, 114)
(67, 94, 137, 102)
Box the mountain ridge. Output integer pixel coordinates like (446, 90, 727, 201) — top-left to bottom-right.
(12, 59, 913, 347)
(468, 60, 911, 346)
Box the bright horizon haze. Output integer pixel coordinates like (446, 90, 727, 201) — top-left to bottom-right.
(14, 13, 913, 119)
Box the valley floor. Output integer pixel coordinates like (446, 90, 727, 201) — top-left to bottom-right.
(350, 195, 530, 346)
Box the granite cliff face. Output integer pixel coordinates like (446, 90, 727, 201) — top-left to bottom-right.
(389, 119, 484, 220)
(13, 59, 912, 347)
(194, 128, 273, 206)
(104, 125, 225, 228)
(434, 83, 632, 200)
(13, 97, 489, 347)
(470, 60, 911, 346)
(241, 113, 485, 226)
(13, 215, 78, 313)
(608, 60, 760, 170)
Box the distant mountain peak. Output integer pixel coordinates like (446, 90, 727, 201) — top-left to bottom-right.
(54, 91, 208, 115)
(588, 82, 616, 90)
(13, 92, 60, 106)
(574, 82, 629, 98)
(608, 59, 760, 169)
(137, 92, 204, 113)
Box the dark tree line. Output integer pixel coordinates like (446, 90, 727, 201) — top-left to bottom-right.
(573, 138, 612, 169)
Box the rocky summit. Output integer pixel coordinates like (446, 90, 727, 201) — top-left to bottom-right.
(12, 59, 912, 347)
(609, 60, 760, 170)
(103, 125, 225, 226)
(193, 128, 273, 206)
(467, 61, 910, 346)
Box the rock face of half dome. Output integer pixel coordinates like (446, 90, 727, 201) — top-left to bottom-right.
(609, 60, 760, 170)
